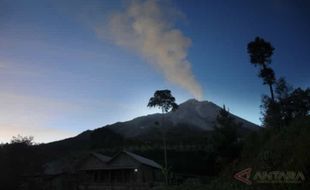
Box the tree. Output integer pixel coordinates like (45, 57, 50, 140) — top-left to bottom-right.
(147, 89, 178, 184)
(0, 135, 36, 190)
(212, 106, 242, 170)
(147, 90, 178, 113)
(215, 106, 242, 158)
(247, 37, 276, 102)
(10, 135, 34, 145)
(261, 78, 310, 127)
(261, 95, 282, 127)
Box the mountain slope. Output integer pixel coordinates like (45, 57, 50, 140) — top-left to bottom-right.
(109, 99, 259, 138)
(46, 99, 259, 150)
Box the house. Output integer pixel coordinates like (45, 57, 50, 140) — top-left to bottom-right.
(23, 151, 163, 190)
(77, 151, 163, 190)
(24, 156, 80, 190)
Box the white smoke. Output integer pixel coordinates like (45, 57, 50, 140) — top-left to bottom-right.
(99, 0, 203, 99)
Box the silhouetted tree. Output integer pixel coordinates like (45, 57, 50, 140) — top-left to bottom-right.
(261, 78, 310, 127)
(147, 89, 178, 184)
(275, 77, 293, 100)
(261, 95, 282, 127)
(0, 136, 36, 190)
(147, 90, 178, 113)
(11, 135, 34, 145)
(212, 106, 242, 171)
(248, 37, 276, 102)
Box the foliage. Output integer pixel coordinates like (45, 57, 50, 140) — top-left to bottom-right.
(261, 78, 310, 127)
(0, 136, 39, 190)
(148, 90, 178, 113)
(258, 66, 276, 85)
(10, 135, 34, 145)
(247, 36, 276, 101)
(247, 37, 274, 66)
(211, 106, 243, 173)
(232, 116, 310, 189)
(161, 117, 310, 190)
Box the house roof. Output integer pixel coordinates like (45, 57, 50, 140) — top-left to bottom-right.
(122, 151, 162, 169)
(91, 152, 111, 162)
(43, 150, 161, 175)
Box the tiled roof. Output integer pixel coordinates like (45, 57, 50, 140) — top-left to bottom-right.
(92, 152, 111, 162)
(43, 151, 161, 175)
(123, 151, 162, 169)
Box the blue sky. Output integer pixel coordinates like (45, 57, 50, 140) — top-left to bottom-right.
(1, 0, 309, 143)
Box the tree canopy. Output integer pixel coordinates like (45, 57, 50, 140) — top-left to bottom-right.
(247, 36, 276, 101)
(261, 78, 310, 127)
(147, 90, 178, 113)
(247, 37, 274, 66)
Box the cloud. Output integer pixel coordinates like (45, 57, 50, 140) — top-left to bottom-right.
(97, 0, 203, 99)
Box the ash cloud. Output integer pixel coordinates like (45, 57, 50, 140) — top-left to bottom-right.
(99, 0, 203, 99)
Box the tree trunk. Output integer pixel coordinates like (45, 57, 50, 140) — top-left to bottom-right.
(262, 64, 275, 102)
(161, 108, 168, 185)
(269, 83, 275, 102)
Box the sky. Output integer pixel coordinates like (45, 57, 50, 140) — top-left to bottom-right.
(0, 0, 309, 143)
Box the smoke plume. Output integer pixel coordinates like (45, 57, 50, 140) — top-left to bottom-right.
(101, 0, 203, 99)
